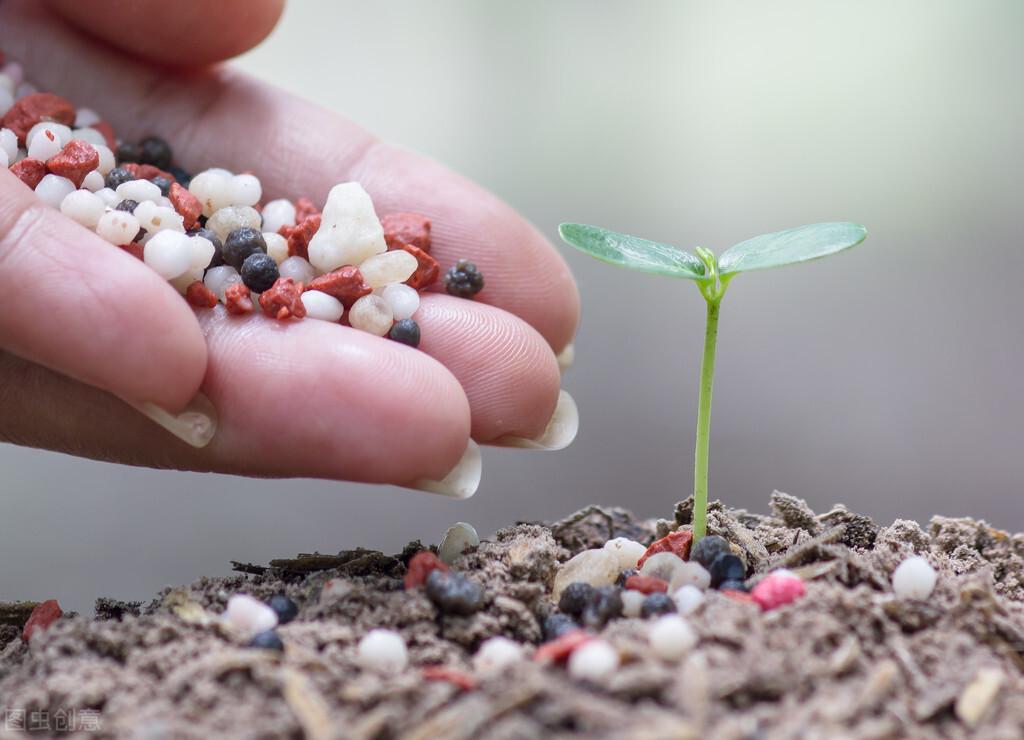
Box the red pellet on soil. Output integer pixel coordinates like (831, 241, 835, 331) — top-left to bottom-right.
(637, 530, 693, 568)
(225, 283, 254, 315)
(383, 212, 432, 253)
(2, 92, 76, 145)
(170, 182, 202, 229)
(399, 243, 441, 291)
(120, 242, 145, 261)
(294, 197, 320, 223)
(280, 214, 321, 260)
(750, 572, 806, 611)
(185, 281, 218, 309)
(259, 278, 306, 320)
(22, 599, 62, 642)
(9, 158, 47, 189)
(422, 666, 477, 691)
(533, 630, 594, 664)
(46, 140, 99, 188)
(404, 551, 449, 589)
(624, 574, 669, 594)
(722, 590, 758, 605)
(123, 163, 176, 182)
(306, 265, 372, 308)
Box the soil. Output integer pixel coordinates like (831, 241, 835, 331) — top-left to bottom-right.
(2, 492, 1024, 739)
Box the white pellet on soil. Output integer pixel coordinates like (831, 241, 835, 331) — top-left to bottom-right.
(648, 614, 697, 661)
(229, 174, 261, 207)
(639, 552, 686, 582)
(356, 629, 408, 673)
(187, 235, 216, 271)
(135, 201, 184, 234)
(96, 210, 140, 246)
(221, 594, 278, 638)
(205, 205, 261, 243)
(348, 294, 394, 336)
(189, 169, 234, 217)
(144, 230, 192, 279)
(74, 107, 101, 127)
(81, 170, 104, 192)
(27, 121, 70, 146)
(27, 133, 60, 161)
(71, 127, 106, 148)
(567, 640, 619, 682)
(308, 182, 387, 273)
(261, 198, 296, 234)
(0, 88, 12, 118)
(116, 179, 162, 204)
(438, 522, 479, 565)
(602, 538, 647, 573)
(892, 555, 937, 599)
(621, 589, 645, 618)
(278, 256, 316, 284)
(381, 282, 420, 321)
(35, 174, 76, 208)
(60, 189, 105, 229)
(204, 266, 243, 302)
(93, 144, 115, 174)
(0, 128, 16, 162)
(300, 290, 344, 322)
(264, 232, 288, 265)
(669, 561, 711, 591)
(360, 249, 418, 289)
(671, 584, 706, 615)
(472, 636, 523, 675)
(95, 187, 120, 208)
(552, 549, 620, 603)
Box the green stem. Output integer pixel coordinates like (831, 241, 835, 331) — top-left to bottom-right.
(693, 296, 721, 541)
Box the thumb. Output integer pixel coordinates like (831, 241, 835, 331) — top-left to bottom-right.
(46, 0, 285, 68)
(0, 170, 208, 418)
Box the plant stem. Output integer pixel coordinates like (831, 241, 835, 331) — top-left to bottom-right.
(693, 296, 721, 542)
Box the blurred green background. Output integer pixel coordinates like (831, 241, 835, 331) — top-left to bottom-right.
(3, 1, 1023, 613)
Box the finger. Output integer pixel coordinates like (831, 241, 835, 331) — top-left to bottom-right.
(0, 1, 581, 353)
(0, 170, 207, 411)
(414, 294, 565, 444)
(47, 0, 285, 68)
(0, 310, 474, 487)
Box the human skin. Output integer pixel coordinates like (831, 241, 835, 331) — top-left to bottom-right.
(0, 0, 580, 489)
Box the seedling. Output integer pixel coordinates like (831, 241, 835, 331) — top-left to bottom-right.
(559, 221, 867, 542)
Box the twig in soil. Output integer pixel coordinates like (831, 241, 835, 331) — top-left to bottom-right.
(231, 561, 268, 576)
(770, 524, 848, 569)
(0, 601, 38, 628)
(282, 667, 334, 740)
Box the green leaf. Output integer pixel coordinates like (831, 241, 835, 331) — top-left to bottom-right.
(717, 222, 867, 276)
(559, 223, 705, 280)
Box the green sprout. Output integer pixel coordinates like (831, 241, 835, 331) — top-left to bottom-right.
(559, 221, 867, 542)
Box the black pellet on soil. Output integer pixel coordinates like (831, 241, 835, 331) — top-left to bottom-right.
(691, 535, 731, 569)
(558, 582, 595, 616)
(425, 570, 484, 616)
(268, 594, 298, 625)
(640, 592, 677, 618)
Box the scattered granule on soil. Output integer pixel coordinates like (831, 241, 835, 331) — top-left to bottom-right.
(3, 493, 1024, 739)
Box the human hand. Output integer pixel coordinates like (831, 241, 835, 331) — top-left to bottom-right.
(0, 0, 579, 497)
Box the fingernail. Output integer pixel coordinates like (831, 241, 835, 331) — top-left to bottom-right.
(492, 390, 579, 451)
(556, 342, 575, 373)
(410, 440, 482, 499)
(133, 392, 218, 448)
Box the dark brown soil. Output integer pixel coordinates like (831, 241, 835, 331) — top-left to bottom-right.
(3, 493, 1024, 739)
